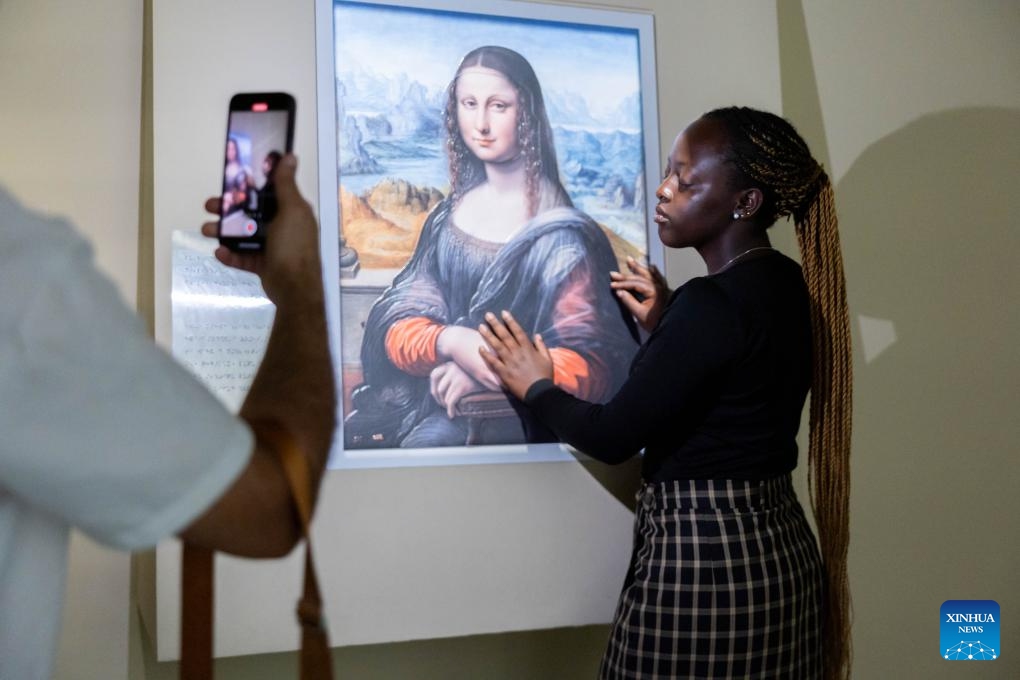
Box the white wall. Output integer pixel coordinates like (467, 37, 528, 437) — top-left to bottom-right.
(0, 2, 143, 679)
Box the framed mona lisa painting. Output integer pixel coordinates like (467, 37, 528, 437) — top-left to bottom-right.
(315, 0, 661, 468)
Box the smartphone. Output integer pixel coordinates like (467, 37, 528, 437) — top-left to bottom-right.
(218, 92, 295, 251)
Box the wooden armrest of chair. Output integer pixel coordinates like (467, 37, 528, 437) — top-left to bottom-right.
(453, 392, 521, 445)
(452, 391, 516, 419)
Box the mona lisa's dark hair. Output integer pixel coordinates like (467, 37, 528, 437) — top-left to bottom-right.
(704, 106, 853, 680)
(444, 45, 569, 217)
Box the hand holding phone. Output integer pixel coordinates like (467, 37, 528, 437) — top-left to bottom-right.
(218, 92, 295, 252)
(202, 153, 322, 306)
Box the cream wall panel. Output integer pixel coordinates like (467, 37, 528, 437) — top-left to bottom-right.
(0, 2, 143, 680)
(795, 2, 1020, 677)
(803, 0, 1020, 180)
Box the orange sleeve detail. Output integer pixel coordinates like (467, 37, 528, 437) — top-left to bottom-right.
(550, 347, 606, 402)
(385, 317, 445, 376)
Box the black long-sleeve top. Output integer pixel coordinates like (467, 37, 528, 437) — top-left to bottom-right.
(524, 252, 813, 482)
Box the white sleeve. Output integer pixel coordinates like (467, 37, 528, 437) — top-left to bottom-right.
(0, 230, 252, 550)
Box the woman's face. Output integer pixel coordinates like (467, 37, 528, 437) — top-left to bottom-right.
(654, 117, 742, 250)
(226, 139, 238, 162)
(455, 66, 521, 164)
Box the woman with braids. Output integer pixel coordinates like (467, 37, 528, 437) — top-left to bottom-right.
(480, 106, 852, 679)
(345, 45, 638, 449)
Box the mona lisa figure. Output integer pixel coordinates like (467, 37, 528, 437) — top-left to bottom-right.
(345, 45, 638, 449)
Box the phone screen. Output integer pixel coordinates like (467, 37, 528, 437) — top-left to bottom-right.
(219, 93, 294, 250)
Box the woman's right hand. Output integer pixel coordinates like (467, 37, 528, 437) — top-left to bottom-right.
(435, 325, 501, 391)
(201, 155, 322, 307)
(610, 256, 671, 332)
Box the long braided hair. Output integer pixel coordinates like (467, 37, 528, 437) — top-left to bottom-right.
(704, 106, 853, 680)
(444, 46, 570, 218)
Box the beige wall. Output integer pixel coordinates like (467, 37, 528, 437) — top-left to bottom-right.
(0, 2, 142, 680)
(782, 2, 1020, 678)
(1, 0, 1017, 678)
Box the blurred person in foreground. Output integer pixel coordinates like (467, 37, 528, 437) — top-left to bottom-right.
(0, 154, 335, 680)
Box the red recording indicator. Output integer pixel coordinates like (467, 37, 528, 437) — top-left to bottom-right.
(252, 102, 269, 112)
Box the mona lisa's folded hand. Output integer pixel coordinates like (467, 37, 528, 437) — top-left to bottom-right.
(429, 361, 485, 419)
(477, 311, 553, 401)
(435, 325, 500, 390)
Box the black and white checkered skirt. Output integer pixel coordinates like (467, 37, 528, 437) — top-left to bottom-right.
(599, 475, 823, 679)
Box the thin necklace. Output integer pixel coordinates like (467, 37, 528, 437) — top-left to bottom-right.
(716, 246, 776, 274)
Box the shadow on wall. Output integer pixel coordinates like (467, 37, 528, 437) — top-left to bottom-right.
(838, 107, 1020, 677)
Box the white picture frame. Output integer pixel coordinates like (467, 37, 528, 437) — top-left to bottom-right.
(316, 0, 661, 469)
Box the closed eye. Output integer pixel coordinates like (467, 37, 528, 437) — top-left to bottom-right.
(662, 169, 692, 190)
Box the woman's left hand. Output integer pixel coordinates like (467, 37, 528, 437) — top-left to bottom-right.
(610, 256, 671, 332)
(478, 311, 553, 400)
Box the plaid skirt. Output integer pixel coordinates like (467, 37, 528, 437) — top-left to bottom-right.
(599, 475, 823, 679)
